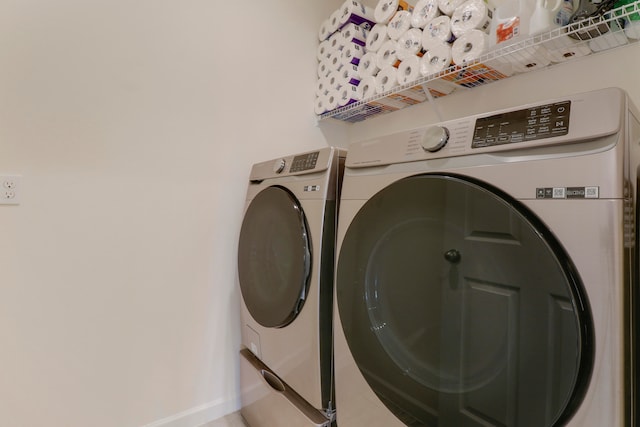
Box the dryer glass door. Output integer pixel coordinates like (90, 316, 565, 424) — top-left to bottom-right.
(336, 174, 593, 427)
(238, 186, 311, 328)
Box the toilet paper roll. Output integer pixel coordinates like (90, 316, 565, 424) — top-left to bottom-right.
(423, 15, 455, 43)
(376, 65, 399, 93)
(319, 19, 332, 41)
(329, 32, 346, 52)
(356, 76, 378, 100)
(375, 0, 415, 24)
(342, 43, 365, 66)
(376, 39, 400, 69)
(450, 0, 492, 38)
(324, 90, 340, 111)
(328, 9, 343, 35)
(339, 0, 376, 30)
(341, 23, 370, 46)
(317, 40, 331, 61)
(543, 36, 591, 63)
(326, 71, 343, 90)
(438, 0, 466, 16)
(420, 37, 452, 75)
(316, 76, 330, 97)
(337, 82, 361, 107)
(327, 49, 344, 72)
(396, 55, 421, 84)
(339, 62, 362, 85)
(366, 24, 390, 52)
(357, 51, 381, 78)
(411, 0, 440, 28)
(396, 28, 423, 60)
(388, 10, 413, 39)
(318, 59, 332, 78)
(451, 29, 489, 64)
(315, 95, 327, 114)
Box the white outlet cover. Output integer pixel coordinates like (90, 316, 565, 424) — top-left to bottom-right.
(0, 175, 22, 205)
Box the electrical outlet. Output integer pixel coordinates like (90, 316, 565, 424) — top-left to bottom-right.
(0, 175, 21, 205)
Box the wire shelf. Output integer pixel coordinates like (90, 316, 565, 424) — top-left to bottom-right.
(318, 0, 640, 123)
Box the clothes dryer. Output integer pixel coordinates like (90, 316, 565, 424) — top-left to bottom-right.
(238, 147, 345, 426)
(334, 88, 638, 426)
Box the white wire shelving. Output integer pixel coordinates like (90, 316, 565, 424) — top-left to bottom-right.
(318, 0, 640, 123)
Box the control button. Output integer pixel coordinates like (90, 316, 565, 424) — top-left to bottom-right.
(273, 159, 286, 174)
(421, 126, 450, 152)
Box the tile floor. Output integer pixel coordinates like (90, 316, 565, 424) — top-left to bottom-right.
(199, 411, 249, 427)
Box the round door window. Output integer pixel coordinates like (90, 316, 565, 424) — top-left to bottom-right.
(337, 174, 593, 426)
(238, 186, 311, 328)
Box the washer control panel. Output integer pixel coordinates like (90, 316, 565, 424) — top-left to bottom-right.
(289, 151, 320, 173)
(472, 101, 571, 148)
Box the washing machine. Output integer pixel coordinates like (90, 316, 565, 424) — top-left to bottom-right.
(333, 87, 639, 427)
(238, 147, 345, 427)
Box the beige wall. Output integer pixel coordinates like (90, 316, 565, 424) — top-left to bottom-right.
(0, 1, 341, 426)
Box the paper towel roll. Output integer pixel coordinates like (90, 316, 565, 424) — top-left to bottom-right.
(319, 19, 332, 41)
(339, 0, 376, 30)
(339, 63, 362, 85)
(396, 55, 421, 84)
(358, 51, 381, 78)
(342, 43, 365, 66)
(376, 39, 400, 68)
(396, 28, 423, 60)
(411, 0, 440, 28)
(438, 0, 465, 16)
(341, 23, 369, 46)
(375, 0, 415, 24)
(356, 75, 378, 100)
(543, 36, 591, 63)
(376, 65, 399, 93)
(450, 0, 492, 38)
(388, 10, 413, 39)
(420, 37, 452, 75)
(451, 29, 489, 64)
(423, 15, 455, 43)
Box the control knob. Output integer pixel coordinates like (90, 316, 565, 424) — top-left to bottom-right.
(273, 159, 286, 174)
(421, 126, 450, 152)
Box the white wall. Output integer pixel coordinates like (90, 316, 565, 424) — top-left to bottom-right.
(0, 1, 341, 426)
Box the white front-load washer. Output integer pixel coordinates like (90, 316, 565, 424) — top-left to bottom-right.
(238, 147, 345, 427)
(333, 88, 639, 427)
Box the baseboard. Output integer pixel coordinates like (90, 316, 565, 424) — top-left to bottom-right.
(142, 395, 241, 427)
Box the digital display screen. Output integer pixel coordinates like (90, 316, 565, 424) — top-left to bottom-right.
(472, 101, 571, 148)
(290, 151, 319, 172)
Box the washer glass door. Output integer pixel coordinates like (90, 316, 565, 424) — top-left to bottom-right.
(238, 186, 311, 328)
(337, 174, 593, 426)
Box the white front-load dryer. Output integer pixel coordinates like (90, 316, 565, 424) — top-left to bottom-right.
(238, 147, 345, 427)
(334, 88, 639, 427)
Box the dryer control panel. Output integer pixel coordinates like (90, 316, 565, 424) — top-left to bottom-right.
(472, 101, 571, 148)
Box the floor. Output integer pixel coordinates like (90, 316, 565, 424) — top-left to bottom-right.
(199, 411, 249, 427)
